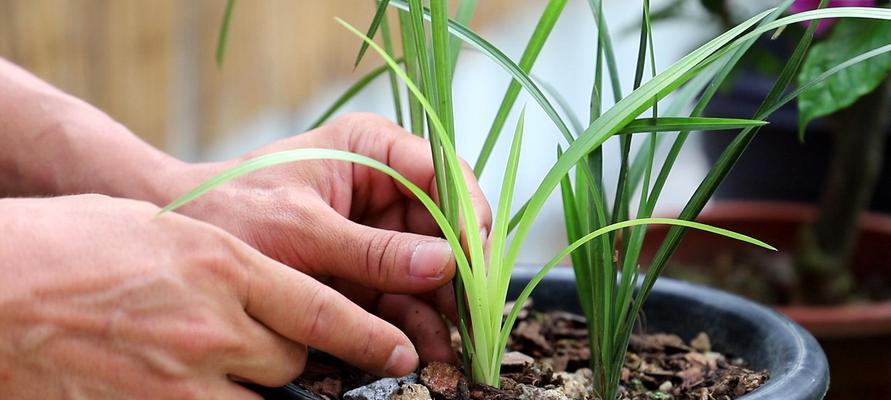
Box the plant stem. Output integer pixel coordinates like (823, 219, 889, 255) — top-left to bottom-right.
(380, 12, 405, 127)
(398, 11, 426, 137)
(797, 79, 891, 304)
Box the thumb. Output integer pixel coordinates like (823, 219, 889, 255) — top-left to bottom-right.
(300, 206, 456, 294)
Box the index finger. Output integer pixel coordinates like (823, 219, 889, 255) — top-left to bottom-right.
(239, 248, 419, 377)
(339, 113, 493, 234)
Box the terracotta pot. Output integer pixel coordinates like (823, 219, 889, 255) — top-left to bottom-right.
(642, 201, 891, 400)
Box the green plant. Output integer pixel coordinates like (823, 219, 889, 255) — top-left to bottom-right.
(175, 0, 891, 396)
(556, 0, 891, 397)
(645, 0, 891, 305)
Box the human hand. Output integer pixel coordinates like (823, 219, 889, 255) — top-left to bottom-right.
(166, 113, 493, 363)
(0, 195, 418, 399)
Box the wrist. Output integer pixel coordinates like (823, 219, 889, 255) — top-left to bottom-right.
(0, 58, 189, 204)
(37, 99, 191, 205)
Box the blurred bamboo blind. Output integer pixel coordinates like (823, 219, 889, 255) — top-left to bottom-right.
(0, 0, 512, 159)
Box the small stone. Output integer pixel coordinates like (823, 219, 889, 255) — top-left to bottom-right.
(625, 353, 642, 370)
(389, 383, 431, 400)
(630, 334, 690, 352)
(515, 383, 571, 400)
(703, 351, 725, 370)
(502, 351, 535, 368)
(499, 376, 519, 391)
(677, 365, 706, 387)
(419, 362, 464, 400)
(658, 380, 673, 392)
(309, 377, 342, 398)
(513, 319, 552, 352)
(691, 332, 711, 353)
(542, 355, 570, 372)
(555, 368, 592, 400)
(343, 374, 418, 400)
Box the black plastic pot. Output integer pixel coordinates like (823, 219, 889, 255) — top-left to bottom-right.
(510, 266, 829, 400)
(252, 266, 829, 399)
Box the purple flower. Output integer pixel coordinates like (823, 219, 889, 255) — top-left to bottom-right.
(790, 0, 878, 35)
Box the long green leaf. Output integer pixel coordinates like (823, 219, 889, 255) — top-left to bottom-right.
(473, 0, 568, 176)
(491, 109, 525, 312)
(487, 109, 526, 376)
(215, 0, 237, 69)
(379, 12, 405, 127)
(587, 0, 624, 105)
(503, 8, 776, 273)
(336, 16, 497, 383)
(354, 0, 392, 67)
(498, 217, 775, 356)
(623, 2, 836, 345)
(388, 0, 573, 146)
(398, 10, 426, 137)
(450, 0, 478, 73)
(626, 61, 721, 198)
(431, 0, 456, 142)
(405, 0, 457, 232)
(616, 117, 767, 135)
(506, 7, 891, 276)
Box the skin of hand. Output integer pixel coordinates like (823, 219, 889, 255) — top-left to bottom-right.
(165, 113, 493, 364)
(0, 195, 419, 399)
(0, 58, 493, 367)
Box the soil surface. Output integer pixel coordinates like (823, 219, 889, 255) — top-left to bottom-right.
(293, 303, 768, 400)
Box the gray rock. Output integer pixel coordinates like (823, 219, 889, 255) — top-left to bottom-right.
(556, 368, 593, 400)
(388, 383, 432, 400)
(343, 374, 418, 400)
(516, 383, 571, 400)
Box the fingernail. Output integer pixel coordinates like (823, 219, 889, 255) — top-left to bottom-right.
(384, 344, 418, 376)
(410, 241, 452, 279)
(480, 227, 488, 240)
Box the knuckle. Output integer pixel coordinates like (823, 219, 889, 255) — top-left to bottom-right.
(170, 311, 241, 363)
(359, 313, 382, 359)
(334, 113, 397, 150)
(458, 157, 474, 173)
(363, 231, 400, 282)
(78, 193, 113, 201)
(187, 238, 245, 285)
(299, 285, 337, 341)
(165, 381, 203, 400)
